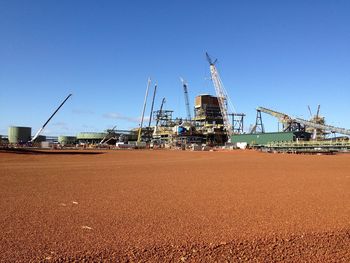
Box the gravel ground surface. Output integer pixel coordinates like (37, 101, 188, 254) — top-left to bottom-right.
(0, 149, 349, 262)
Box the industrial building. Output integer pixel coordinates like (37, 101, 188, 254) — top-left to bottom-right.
(194, 95, 223, 125)
(194, 94, 226, 145)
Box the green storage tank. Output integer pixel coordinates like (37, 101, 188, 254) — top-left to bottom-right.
(8, 126, 32, 143)
(58, 136, 77, 145)
(76, 132, 107, 143)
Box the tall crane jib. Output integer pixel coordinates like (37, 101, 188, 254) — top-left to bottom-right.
(31, 93, 72, 142)
(148, 83, 157, 129)
(206, 52, 234, 140)
(137, 77, 151, 142)
(180, 77, 192, 122)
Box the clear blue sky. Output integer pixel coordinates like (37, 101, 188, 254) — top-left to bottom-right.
(1, 0, 349, 136)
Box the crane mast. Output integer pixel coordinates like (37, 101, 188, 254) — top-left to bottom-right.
(137, 77, 151, 142)
(148, 83, 157, 128)
(180, 77, 192, 121)
(31, 93, 72, 142)
(206, 53, 233, 139)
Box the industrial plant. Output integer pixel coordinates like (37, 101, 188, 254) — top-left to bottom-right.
(2, 53, 350, 154)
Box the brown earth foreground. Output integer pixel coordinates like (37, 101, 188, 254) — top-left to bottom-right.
(0, 149, 350, 262)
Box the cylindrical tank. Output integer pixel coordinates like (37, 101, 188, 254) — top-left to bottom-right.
(58, 136, 77, 145)
(8, 126, 32, 143)
(76, 132, 106, 141)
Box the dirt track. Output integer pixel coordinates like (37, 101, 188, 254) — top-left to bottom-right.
(0, 149, 349, 262)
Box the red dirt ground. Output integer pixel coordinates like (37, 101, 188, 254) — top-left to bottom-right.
(0, 149, 350, 262)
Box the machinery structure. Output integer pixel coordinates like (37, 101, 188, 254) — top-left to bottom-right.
(100, 126, 117, 144)
(152, 98, 175, 143)
(77, 130, 136, 145)
(256, 107, 305, 133)
(262, 140, 350, 154)
(155, 98, 166, 128)
(306, 105, 326, 140)
(130, 53, 241, 147)
(256, 106, 350, 137)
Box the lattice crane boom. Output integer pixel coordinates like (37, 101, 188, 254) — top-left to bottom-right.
(148, 83, 157, 128)
(31, 93, 72, 142)
(180, 77, 192, 121)
(137, 77, 151, 142)
(206, 52, 233, 138)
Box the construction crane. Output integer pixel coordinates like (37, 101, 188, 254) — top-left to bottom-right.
(179, 77, 192, 121)
(206, 52, 233, 139)
(148, 83, 157, 129)
(257, 106, 350, 136)
(137, 77, 151, 142)
(31, 93, 72, 142)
